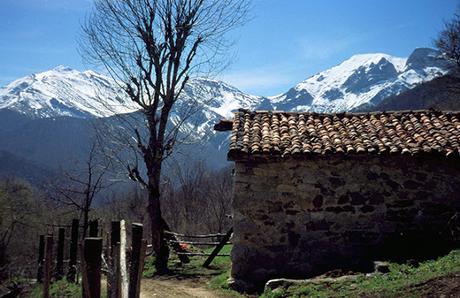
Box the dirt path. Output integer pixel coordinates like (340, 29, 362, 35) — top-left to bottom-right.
(140, 276, 228, 298)
(404, 272, 460, 298)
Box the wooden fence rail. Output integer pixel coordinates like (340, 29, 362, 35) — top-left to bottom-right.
(163, 227, 234, 267)
(168, 240, 232, 246)
(176, 252, 231, 257)
(164, 231, 228, 238)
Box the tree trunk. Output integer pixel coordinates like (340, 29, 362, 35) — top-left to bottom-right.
(147, 167, 169, 274)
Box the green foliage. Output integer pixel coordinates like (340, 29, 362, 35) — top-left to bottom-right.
(143, 256, 156, 278)
(261, 250, 460, 298)
(27, 280, 82, 298)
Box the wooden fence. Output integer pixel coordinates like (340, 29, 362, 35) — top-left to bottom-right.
(164, 227, 233, 268)
(36, 219, 147, 298)
(35, 219, 233, 298)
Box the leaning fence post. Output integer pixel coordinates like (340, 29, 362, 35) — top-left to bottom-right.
(56, 227, 65, 279)
(203, 227, 233, 268)
(43, 235, 53, 298)
(129, 223, 143, 298)
(67, 219, 79, 283)
(83, 237, 102, 298)
(120, 220, 129, 298)
(37, 235, 45, 283)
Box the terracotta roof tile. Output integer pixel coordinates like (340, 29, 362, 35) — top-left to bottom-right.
(226, 110, 460, 160)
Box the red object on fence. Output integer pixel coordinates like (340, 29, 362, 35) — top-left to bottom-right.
(179, 243, 189, 250)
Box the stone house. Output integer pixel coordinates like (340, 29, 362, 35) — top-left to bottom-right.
(215, 109, 460, 290)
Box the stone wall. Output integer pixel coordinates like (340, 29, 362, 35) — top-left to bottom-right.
(230, 155, 460, 290)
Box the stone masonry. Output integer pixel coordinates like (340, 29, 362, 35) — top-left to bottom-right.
(230, 154, 460, 290)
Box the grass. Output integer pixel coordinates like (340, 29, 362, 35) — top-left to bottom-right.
(27, 279, 82, 298)
(24, 247, 459, 297)
(25, 245, 450, 298)
(260, 249, 460, 298)
(25, 277, 108, 298)
(144, 244, 233, 277)
(145, 245, 460, 297)
(143, 244, 244, 297)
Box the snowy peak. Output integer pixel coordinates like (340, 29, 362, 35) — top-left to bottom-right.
(0, 66, 139, 118)
(347, 53, 406, 70)
(295, 53, 406, 92)
(271, 48, 450, 113)
(51, 65, 75, 72)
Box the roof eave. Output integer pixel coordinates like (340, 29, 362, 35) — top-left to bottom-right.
(213, 119, 233, 131)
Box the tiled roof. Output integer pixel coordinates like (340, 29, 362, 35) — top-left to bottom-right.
(220, 109, 460, 160)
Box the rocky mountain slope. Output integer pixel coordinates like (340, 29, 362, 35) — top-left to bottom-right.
(354, 73, 460, 112)
(270, 48, 450, 112)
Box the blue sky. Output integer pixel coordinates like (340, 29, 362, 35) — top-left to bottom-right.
(0, 0, 457, 96)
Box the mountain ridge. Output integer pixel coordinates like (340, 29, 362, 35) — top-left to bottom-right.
(0, 47, 455, 186)
(0, 47, 450, 121)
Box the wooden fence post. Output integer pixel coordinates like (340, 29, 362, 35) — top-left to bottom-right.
(56, 228, 65, 279)
(37, 235, 45, 283)
(89, 220, 99, 237)
(112, 243, 121, 298)
(43, 235, 53, 298)
(129, 223, 143, 298)
(108, 221, 121, 298)
(138, 240, 147, 296)
(83, 237, 102, 298)
(67, 219, 79, 283)
(104, 232, 110, 297)
(120, 220, 129, 298)
(203, 227, 233, 268)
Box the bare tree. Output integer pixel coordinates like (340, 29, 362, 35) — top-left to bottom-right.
(49, 142, 109, 240)
(206, 166, 233, 233)
(80, 0, 249, 273)
(160, 161, 232, 235)
(435, 8, 460, 69)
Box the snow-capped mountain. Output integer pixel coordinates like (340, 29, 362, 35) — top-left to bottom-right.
(270, 48, 450, 112)
(0, 67, 262, 133)
(0, 65, 140, 118)
(0, 47, 450, 122)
